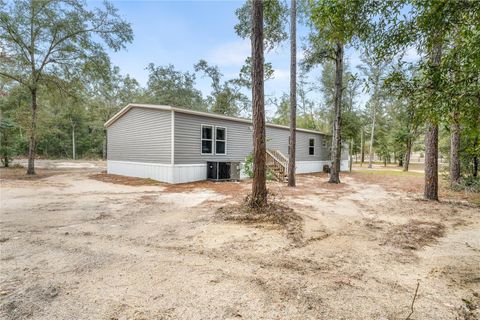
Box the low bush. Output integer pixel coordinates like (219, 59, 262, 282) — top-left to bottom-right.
(242, 153, 276, 181)
(451, 176, 480, 193)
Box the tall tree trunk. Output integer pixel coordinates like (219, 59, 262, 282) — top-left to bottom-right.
(27, 88, 37, 175)
(72, 123, 76, 160)
(288, 0, 297, 187)
(473, 136, 478, 178)
(328, 43, 343, 184)
(1, 117, 9, 167)
(250, 0, 267, 207)
(368, 108, 376, 168)
(360, 127, 364, 166)
(474, 156, 479, 178)
(349, 138, 353, 172)
(424, 42, 442, 201)
(475, 98, 480, 178)
(424, 124, 439, 200)
(403, 137, 412, 172)
(450, 110, 461, 185)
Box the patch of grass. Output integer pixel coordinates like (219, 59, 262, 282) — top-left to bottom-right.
(441, 176, 480, 206)
(354, 169, 423, 177)
(471, 198, 480, 206)
(0, 167, 60, 180)
(450, 177, 480, 193)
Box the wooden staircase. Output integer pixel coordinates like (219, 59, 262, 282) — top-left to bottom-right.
(266, 149, 289, 182)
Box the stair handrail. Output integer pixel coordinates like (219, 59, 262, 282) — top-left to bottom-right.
(266, 149, 284, 166)
(269, 149, 288, 169)
(274, 150, 289, 165)
(266, 149, 289, 179)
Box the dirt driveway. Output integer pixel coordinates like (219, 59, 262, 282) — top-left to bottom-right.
(0, 163, 479, 319)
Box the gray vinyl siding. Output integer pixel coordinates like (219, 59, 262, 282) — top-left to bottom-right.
(174, 112, 252, 164)
(107, 107, 171, 163)
(266, 127, 331, 161)
(174, 112, 331, 164)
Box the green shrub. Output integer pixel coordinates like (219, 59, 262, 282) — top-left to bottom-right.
(242, 153, 277, 181)
(451, 176, 480, 193)
(243, 153, 254, 178)
(0, 119, 19, 167)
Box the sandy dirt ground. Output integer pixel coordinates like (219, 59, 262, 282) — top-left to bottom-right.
(0, 162, 479, 320)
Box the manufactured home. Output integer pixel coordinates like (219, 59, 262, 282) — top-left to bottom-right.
(105, 104, 349, 184)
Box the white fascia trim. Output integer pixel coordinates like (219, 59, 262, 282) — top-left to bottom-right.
(104, 103, 330, 136)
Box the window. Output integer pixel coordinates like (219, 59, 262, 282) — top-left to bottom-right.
(309, 138, 315, 155)
(215, 127, 226, 155)
(322, 139, 327, 148)
(201, 125, 213, 154)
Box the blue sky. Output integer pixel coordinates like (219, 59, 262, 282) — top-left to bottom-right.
(89, 0, 408, 117)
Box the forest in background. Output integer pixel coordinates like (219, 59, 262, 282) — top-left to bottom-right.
(1, 0, 479, 192)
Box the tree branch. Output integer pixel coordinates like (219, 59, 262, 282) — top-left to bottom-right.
(36, 26, 60, 78)
(0, 71, 28, 87)
(0, 21, 32, 64)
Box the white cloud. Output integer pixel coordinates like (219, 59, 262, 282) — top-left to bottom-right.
(402, 46, 421, 63)
(209, 40, 250, 67)
(347, 52, 363, 69)
(296, 48, 307, 62)
(272, 68, 289, 81)
(264, 68, 290, 99)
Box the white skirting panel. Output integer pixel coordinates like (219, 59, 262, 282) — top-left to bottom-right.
(107, 159, 350, 184)
(295, 161, 331, 174)
(171, 164, 207, 184)
(340, 159, 350, 171)
(296, 159, 350, 174)
(107, 161, 206, 184)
